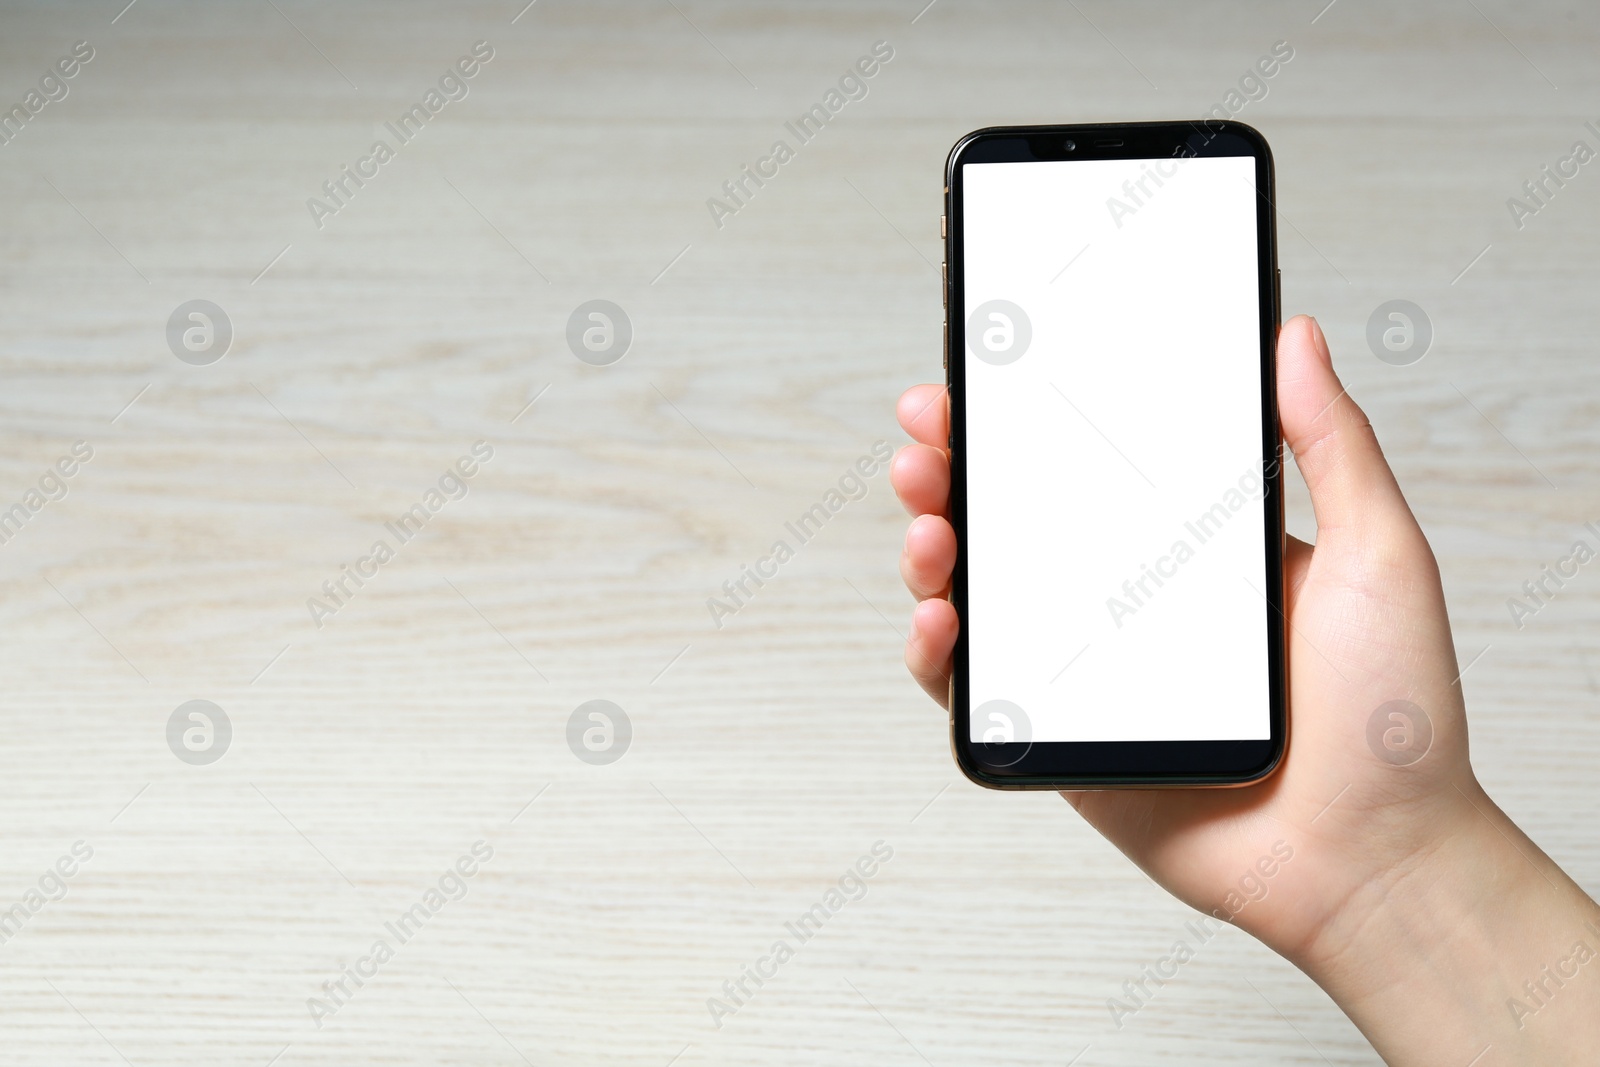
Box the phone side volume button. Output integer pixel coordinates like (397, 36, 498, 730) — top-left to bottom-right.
(942, 317, 948, 371)
(940, 261, 947, 308)
(940, 214, 946, 239)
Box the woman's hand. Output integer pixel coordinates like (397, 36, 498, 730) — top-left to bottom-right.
(893, 315, 1600, 1064)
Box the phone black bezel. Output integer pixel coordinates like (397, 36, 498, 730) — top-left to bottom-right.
(944, 120, 1287, 789)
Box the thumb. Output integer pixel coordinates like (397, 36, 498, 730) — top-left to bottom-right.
(1277, 315, 1416, 542)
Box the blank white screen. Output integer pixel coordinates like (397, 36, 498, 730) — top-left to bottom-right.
(962, 155, 1270, 743)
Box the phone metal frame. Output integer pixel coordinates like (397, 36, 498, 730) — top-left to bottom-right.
(944, 120, 1287, 789)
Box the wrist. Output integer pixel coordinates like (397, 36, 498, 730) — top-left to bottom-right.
(1292, 777, 1600, 1065)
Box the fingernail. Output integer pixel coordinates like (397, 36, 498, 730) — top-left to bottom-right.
(1308, 316, 1331, 362)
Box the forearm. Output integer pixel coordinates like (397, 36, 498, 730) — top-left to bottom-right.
(1293, 781, 1600, 1065)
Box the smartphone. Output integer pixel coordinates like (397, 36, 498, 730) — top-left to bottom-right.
(943, 120, 1286, 788)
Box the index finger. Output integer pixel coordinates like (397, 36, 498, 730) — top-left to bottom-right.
(897, 384, 948, 449)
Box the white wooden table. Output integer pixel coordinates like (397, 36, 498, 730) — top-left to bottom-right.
(0, 1, 1595, 1063)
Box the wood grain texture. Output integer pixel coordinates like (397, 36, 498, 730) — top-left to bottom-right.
(0, 0, 1596, 1063)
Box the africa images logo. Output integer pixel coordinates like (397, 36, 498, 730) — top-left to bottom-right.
(966, 300, 1031, 366)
